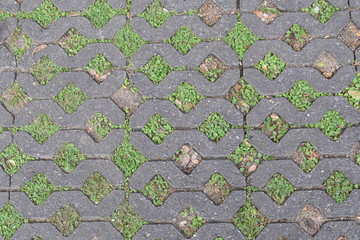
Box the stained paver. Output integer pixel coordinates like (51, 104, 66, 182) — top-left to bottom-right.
(0, 0, 359, 239)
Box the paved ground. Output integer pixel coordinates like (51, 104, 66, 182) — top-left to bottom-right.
(0, 0, 360, 239)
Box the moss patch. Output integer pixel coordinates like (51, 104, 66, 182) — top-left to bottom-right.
(20, 173, 57, 205)
(168, 82, 204, 113)
(53, 143, 86, 173)
(22, 113, 60, 144)
(142, 114, 173, 144)
(81, 172, 113, 204)
(142, 174, 172, 206)
(199, 112, 230, 142)
(0, 143, 34, 176)
(111, 202, 147, 238)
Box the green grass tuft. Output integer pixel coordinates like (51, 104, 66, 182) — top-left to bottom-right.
(199, 112, 230, 142)
(53, 143, 86, 173)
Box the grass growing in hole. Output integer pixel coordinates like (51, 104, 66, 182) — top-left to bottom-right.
(139, 0, 173, 28)
(113, 23, 145, 58)
(5, 26, 32, 60)
(50, 204, 81, 237)
(305, 110, 346, 140)
(22, 113, 60, 144)
(198, 112, 230, 142)
(0, 143, 35, 176)
(255, 52, 287, 80)
(142, 174, 171, 206)
(138, 55, 173, 84)
(261, 114, 289, 143)
(53, 83, 89, 114)
(81, 172, 113, 204)
(20, 173, 57, 205)
(31, 56, 68, 85)
(223, 15, 260, 60)
(323, 171, 358, 203)
(302, 0, 339, 23)
(142, 114, 173, 144)
(165, 26, 201, 55)
(1, 81, 31, 115)
(53, 143, 86, 173)
(83, 0, 125, 28)
(0, 203, 27, 240)
(340, 73, 360, 110)
(168, 82, 204, 113)
(265, 174, 295, 205)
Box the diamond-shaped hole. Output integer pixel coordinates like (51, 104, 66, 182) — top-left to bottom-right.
(323, 171, 355, 204)
(265, 173, 295, 205)
(111, 87, 143, 115)
(296, 204, 326, 236)
(142, 174, 172, 206)
(282, 24, 312, 51)
(111, 137, 148, 178)
(31, 56, 65, 85)
(225, 79, 261, 113)
(253, 0, 281, 24)
(338, 21, 360, 51)
(168, 26, 201, 55)
(292, 142, 321, 173)
(53, 143, 86, 173)
(5, 26, 32, 60)
(54, 83, 89, 114)
(307, 110, 347, 141)
(341, 73, 360, 111)
(84, 0, 118, 28)
(50, 204, 81, 237)
(20, 173, 56, 205)
(113, 23, 145, 58)
(261, 113, 289, 143)
(0, 203, 26, 240)
(313, 51, 339, 79)
(174, 206, 204, 238)
(59, 28, 92, 57)
(25, 0, 65, 28)
(227, 140, 271, 176)
(23, 113, 60, 144)
(168, 82, 204, 113)
(198, 55, 226, 83)
(85, 113, 113, 143)
(173, 144, 202, 174)
(233, 201, 268, 239)
(255, 52, 287, 80)
(302, 0, 339, 23)
(1, 81, 31, 115)
(81, 172, 113, 204)
(199, 0, 223, 27)
(199, 112, 230, 142)
(282, 80, 321, 111)
(203, 173, 232, 205)
(0, 143, 34, 176)
(85, 54, 113, 83)
(139, 0, 171, 28)
(139, 55, 172, 84)
(142, 114, 173, 144)
(111, 202, 147, 238)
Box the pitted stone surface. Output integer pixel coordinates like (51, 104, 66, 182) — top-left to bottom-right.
(0, 0, 359, 239)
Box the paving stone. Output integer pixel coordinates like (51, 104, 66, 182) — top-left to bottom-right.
(0, 0, 359, 239)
